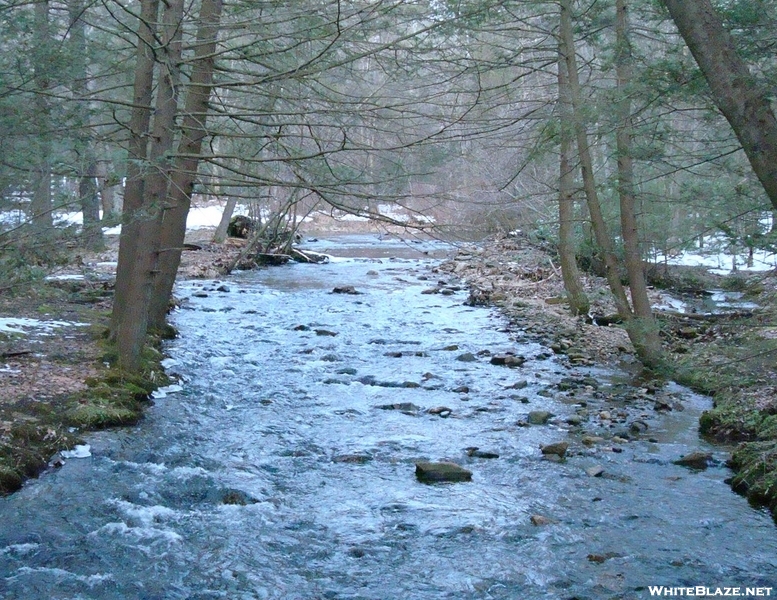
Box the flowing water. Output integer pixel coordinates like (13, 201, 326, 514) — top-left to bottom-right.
(1, 236, 775, 600)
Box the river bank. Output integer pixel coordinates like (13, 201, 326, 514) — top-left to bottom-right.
(1, 230, 776, 524)
(438, 234, 777, 521)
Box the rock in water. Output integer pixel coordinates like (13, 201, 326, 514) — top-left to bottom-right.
(673, 451, 713, 470)
(528, 411, 553, 425)
(540, 442, 569, 459)
(332, 286, 360, 295)
(490, 354, 526, 367)
(415, 461, 472, 483)
(465, 447, 500, 459)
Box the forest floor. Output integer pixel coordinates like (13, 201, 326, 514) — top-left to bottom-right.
(1, 229, 776, 521)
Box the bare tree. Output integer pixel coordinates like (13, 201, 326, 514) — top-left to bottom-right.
(556, 43, 589, 317)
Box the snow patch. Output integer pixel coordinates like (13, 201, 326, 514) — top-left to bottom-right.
(0, 317, 88, 334)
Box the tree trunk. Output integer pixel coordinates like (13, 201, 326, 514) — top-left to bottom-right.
(213, 195, 238, 243)
(113, 0, 183, 370)
(111, 0, 161, 340)
(30, 0, 53, 231)
(148, 0, 224, 330)
(559, 0, 632, 319)
(661, 0, 777, 211)
(556, 44, 589, 316)
(97, 157, 121, 222)
(69, 0, 104, 250)
(615, 0, 664, 369)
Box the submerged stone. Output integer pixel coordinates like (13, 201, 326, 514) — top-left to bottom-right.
(415, 461, 472, 483)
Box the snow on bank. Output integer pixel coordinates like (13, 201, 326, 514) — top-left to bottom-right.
(0, 317, 88, 335)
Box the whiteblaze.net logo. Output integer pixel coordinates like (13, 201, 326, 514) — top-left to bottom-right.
(648, 587, 773, 597)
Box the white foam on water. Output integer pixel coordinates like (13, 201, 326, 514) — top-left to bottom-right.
(61, 444, 91, 459)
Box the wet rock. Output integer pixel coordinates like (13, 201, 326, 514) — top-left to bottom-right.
(216, 285, 230, 293)
(376, 402, 420, 413)
(315, 329, 338, 336)
(192, 292, 208, 298)
(456, 352, 477, 362)
(465, 447, 499, 459)
(654, 399, 673, 411)
(505, 380, 528, 390)
(332, 454, 373, 464)
(356, 375, 377, 385)
(528, 411, 553, 425)
(221, 489, 259, 506)
(612, 436, 629, 444)
(452, 385, 470, 394)
(530, 515, 556, 526)
(566, 415, 583, 426)
(587, 552, 619, 564)
(586, 465, 605, 478)
(428, 406, 453, 418)
(441, 344, 459, 351)
(321, 354, 340, 362)
(336, 367, 358, 375)
(540, 442, 569, 459)
(332, 286, 361, 295)
(294, 324, 310, 331)
(490, 354, 525, 367)
(673, 451, 713, 470)
(630, 420, 649, 433)
(415, 461, 472, 483)
(384, 351, 404, 358)
(421, 288, 440, 295)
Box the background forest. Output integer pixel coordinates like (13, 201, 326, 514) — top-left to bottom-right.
(1, 0, 777, 369)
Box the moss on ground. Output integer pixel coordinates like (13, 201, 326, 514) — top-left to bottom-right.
(0, 304, 168, 495)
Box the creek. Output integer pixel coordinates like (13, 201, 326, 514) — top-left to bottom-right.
(1, 236, 775, 599)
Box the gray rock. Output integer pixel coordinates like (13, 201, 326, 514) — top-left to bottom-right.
(332, 286, 360, 295)
(456, 352, 477, 362)
(586, 465, 605, 477)
(336, 367, 358, 375)
(332, 454, 373, 464)
(315, 329, 338, 337)
(452, 385, 470, 394)
(465, 447, 499, 459)
(415, 461, 472, 483)
(376, 402, 420, 412)
(506, 380, 529, 390)
(528, 410, 553, 425)
(428, 406, 453, 418)
(490, 354, 526, 367)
